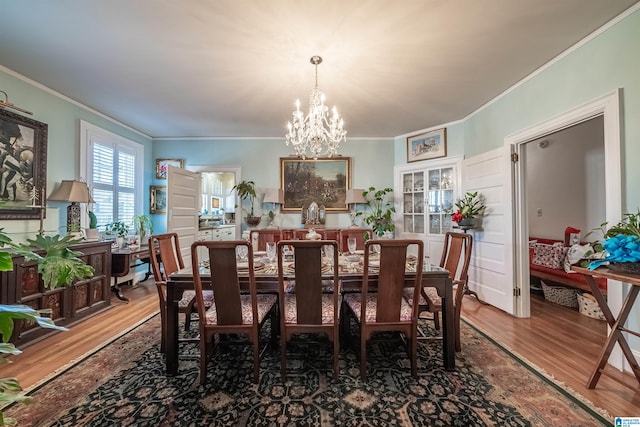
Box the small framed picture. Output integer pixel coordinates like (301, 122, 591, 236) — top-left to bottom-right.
(155, 158, 184, 180)
(407, 128, 447, 163)
(150, 185, 167, 214)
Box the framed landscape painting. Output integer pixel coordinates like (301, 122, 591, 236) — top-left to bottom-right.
(155, 158, 184, 180)
(0, 109, 48, 219)
(150, 185, 167, 214)
(280, 157, 350, 212)
(407, 128, 447, 163)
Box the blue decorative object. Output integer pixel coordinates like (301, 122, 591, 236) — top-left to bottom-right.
(589, 234, 640, 270)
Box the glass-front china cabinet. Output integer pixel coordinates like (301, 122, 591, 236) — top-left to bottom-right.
(394, 156, 462, 257)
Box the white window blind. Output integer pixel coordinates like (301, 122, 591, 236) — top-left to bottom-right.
(80, 121, 143, 230)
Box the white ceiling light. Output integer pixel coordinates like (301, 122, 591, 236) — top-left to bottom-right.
(285, 56, 347, 159)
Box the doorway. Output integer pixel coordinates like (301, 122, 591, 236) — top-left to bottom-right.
(524, 116, 605, 296)
(507, 89, 622, 319)
(187, 165, 242, 242)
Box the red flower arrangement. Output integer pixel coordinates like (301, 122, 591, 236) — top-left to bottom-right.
(451, 210, 464, 224)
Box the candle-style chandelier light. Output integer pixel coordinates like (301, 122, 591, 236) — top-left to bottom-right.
(285, 56, 347, 159)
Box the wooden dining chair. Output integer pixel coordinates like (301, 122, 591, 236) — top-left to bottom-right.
(190, 240, 278, 384)
(319, 228, 340, 242)
(249, 229, 283, 251)
(281, 229, 295, 240)
(277, 240, 341, 379)
(404, 231, 472, 352)
(339, 228, 373, 253)
(149, 233, 209, 353)
(343, 239, 424, 380)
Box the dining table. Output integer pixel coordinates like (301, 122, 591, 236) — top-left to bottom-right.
(165, 252, 455, 375)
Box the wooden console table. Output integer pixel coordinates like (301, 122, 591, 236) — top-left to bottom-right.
(0, 241, 112, 347)
(111, 244, 152, 301)
(571, 265, 640, 389)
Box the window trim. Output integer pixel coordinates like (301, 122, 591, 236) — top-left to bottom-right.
(79, 120, 144, 228)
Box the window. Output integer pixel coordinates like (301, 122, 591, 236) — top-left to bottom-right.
(80, 121, 143, 229)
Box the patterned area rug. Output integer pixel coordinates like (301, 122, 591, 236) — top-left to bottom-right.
(7, 315, 611, 426)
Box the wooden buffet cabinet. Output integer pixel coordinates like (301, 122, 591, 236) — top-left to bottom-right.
(0, 241, 112, 347)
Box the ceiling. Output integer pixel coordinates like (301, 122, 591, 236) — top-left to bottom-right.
(1, 0, 638, 139)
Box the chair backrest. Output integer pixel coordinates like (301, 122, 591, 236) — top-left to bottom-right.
(439, 232, 473, 286)
(281, 229, 295, 240)
(149, 233, 185, 282)
(277, 240, 340, 325)
(439, 232, 473, 306)
(362, 239, 423, 323)
(291, 229, 309, 240)
(190, 240, 257, 326)
(319, 229, 340, 242)
(339, 228, 373, 253)
(249, 229, 283, 251)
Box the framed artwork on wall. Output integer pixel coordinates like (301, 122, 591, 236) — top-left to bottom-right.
(280, 157, 350, 212)
(155, 158, 184, 180)
(150, 185, 167, 214)
(407, 128, 447, 163)
(0, 109, 48, 219)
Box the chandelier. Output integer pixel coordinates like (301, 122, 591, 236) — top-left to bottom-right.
(285, 56, 347, 159)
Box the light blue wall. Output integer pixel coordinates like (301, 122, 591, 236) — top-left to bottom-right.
(461, 9, 639, 211)
(152, 137, 395, 233)
(0, 69, 153, 241)
(394, 9, 640, 347)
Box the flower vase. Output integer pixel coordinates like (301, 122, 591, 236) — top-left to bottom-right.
(458, 217, 475, 227)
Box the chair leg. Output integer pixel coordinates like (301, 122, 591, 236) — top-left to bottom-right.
(455, 310, 462, 353)
(360, 334, 367, 380)
(433, 311, 441, 330)
(199, 334, 209, 385)
(410, 332, 417, 378)
(280, 330, 287, 380)
(252, 335, 260, 384)
(333, 325, 339, 380)
(270, 307, 279, 344)
(159, 307, 166, 354)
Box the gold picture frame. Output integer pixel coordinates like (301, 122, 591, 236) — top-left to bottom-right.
(280, 157, 350, 212)
(407, 128, 447, 163)
(150, 185, 167, 214)
(155, 158, 184, 180)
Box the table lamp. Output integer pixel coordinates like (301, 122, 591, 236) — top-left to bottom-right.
(48, 180, 92, 234)
(263, 188, 284, 228)
(345, 189, 366, 227)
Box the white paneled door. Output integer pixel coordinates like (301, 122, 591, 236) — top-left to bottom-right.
(167, 165, 200, 267)
(462, 147, 516, 316)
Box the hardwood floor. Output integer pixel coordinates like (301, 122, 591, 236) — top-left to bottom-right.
(0, 281, 159, 392)
(2, 282, 639, 419)
(462, 292, 640, 418)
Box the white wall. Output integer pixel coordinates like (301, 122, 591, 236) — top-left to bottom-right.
(525, 116, 605, 241)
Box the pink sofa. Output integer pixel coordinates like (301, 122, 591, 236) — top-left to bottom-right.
(529, 237, 607, 293)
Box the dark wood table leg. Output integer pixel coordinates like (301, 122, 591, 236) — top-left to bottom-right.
(439, 276, 456, 370)
(165, 283, 182, 375)
(111, 277, 129, 301)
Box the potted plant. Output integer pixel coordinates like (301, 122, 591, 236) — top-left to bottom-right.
(357, 187, 396, 238)
(105, 220, 130, 247)
(133, 214, 154, 244)
(231, 180, 261, 226)
(0, 228, 93, 422)
(452, 191, 486, 227)
(86, 210, 99, 241)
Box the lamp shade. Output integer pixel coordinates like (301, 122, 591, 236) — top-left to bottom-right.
(263, 189, 284, 204)
(345, 189, 366, 205)
(48, 180, 92, 203)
